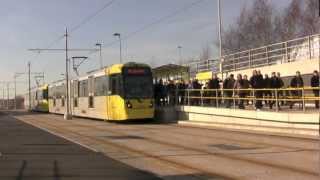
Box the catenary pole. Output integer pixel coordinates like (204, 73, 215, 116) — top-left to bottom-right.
(14, 75, 16, 110)
(64, 28, 71, 120)
(6, 83, 9, 109)
(218, 0, 223, 81)
(28, 62, 31, 111)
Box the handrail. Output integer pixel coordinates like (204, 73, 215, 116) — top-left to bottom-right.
(156, 86, 320, 112)
(186, 33, 320, 75)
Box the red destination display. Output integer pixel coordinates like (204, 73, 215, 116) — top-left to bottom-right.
(127, 69, 145, 75)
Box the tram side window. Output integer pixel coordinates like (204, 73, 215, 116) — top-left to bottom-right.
(110, 75, 122, 95)
(73, 80, 79, 97)
(37, 90, 43, 100)
(79, 80, 88, 97)
(48, 87, 53, 99)
(56, 86, 61, 99)
(94, 76, 108, 96)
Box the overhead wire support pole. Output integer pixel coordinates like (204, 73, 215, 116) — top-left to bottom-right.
(65, 28, 71, 120)
(113, 33, 122, 63)
(14, 75, 17, 110)
(6, 83, 9, 110)
(28, 61, 31, 111)
(95, 43, 103, 69)
(218, 0, 223, 82)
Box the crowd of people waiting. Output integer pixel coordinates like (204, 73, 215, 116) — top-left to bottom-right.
(154, 70, 320, 111)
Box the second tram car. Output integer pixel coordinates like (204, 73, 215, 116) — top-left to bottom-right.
(48, 62, 154, 121)
(29, 84, 49, 112)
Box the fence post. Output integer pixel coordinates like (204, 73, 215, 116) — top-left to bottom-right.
(253, 89, 256, 109)
(216, 89, 219, 107)
(302, 88, 306, 112)
(175, 89, 178, 106)
(275, 89, 279, 112)
(187, 90, 190, 106)
(308, 36, 312, 60)
(200, 89, 203, 106)
(233, 89, 236, 109)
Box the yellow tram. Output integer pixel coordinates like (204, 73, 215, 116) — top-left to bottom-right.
(28, 84, 49, 112)
(48, 62, 154, 121)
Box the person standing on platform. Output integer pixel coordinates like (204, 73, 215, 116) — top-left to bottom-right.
(192, 79, 201, 106)
(270, 72, 281, 110)
(242, 74, 250, 106)
(290, 71, 304, 109)
(167, 80, 176, 106)
(208, 74, 221, 107)
(250, 70, 263, 110)
(155, 79, 165, 106)
(263, 74, 272, 106)
(234, 74, 245, 109)
(177, 80, 187, 105)
(223, 74, 235, 108)
(277, 72, 284, 105)
(310, 70, 319, 108)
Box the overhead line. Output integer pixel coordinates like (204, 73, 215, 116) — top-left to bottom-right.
(30, 0, 117, 60)
(70, 0, 117, 33)
(101, 0, 206, 49)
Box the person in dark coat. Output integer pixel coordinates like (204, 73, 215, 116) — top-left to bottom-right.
(242, 74, 250, 105)
(277, 72, 285, 105)
(310, 70, 319, 108)
(193, 79, 202, 105)
(290, 71, 304, 109)
(208, 74, 221, 106)
(155, 79, 165, 106)
(234, 74, 245, 109)
(269, 72, 281, 109)
(203, 82, 210, 105)
(223, 74, 235, 108)
(167, 80, 176, 106)
(250, 70, 263, 110)
(177, 80, 187, 105)
(263, 74, 272, 106)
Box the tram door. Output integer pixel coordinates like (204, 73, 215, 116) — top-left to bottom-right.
(88, 76, 94, 109)
(109, 75, 121, 120)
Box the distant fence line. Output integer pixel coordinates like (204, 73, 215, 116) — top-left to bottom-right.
(186, 34, 320, 76)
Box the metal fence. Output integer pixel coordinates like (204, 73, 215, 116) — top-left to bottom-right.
(188, 34, 320, 74)
(157, 87, 320, 113)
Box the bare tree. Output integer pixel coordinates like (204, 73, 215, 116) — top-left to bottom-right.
(300, 0, 320, 35)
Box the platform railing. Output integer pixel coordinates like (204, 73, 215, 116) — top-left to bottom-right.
(157, 87, 320, 113)
(188, 34, 320, 74)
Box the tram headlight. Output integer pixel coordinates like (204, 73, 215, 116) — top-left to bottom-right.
(149, 101, 154, 108)
(126, 101, 133, 108)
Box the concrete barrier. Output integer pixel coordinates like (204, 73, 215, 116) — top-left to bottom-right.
(155, 106, 319, 137)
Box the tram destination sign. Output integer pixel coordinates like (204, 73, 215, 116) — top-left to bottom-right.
(124, 68, 151, 76)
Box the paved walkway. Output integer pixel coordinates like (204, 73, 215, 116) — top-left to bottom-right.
(0, 112, 161, 180)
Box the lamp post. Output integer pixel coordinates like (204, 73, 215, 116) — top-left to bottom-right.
(95, 43, 103, 69)
(218, 0, 223, 81)
(113, 33, 122, 63)
(178, 46, 182, 65)
(14, 74, 17, 110)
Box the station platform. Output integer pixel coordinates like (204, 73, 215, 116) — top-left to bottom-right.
(0, 112, 161, 180)
(156, 106, 320, 138)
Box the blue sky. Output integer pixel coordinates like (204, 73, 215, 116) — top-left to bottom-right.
(0, 0, 290, 95)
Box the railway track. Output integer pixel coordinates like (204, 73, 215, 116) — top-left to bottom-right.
(14, 114, 320, 179)
(18, 116, 234, 180)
